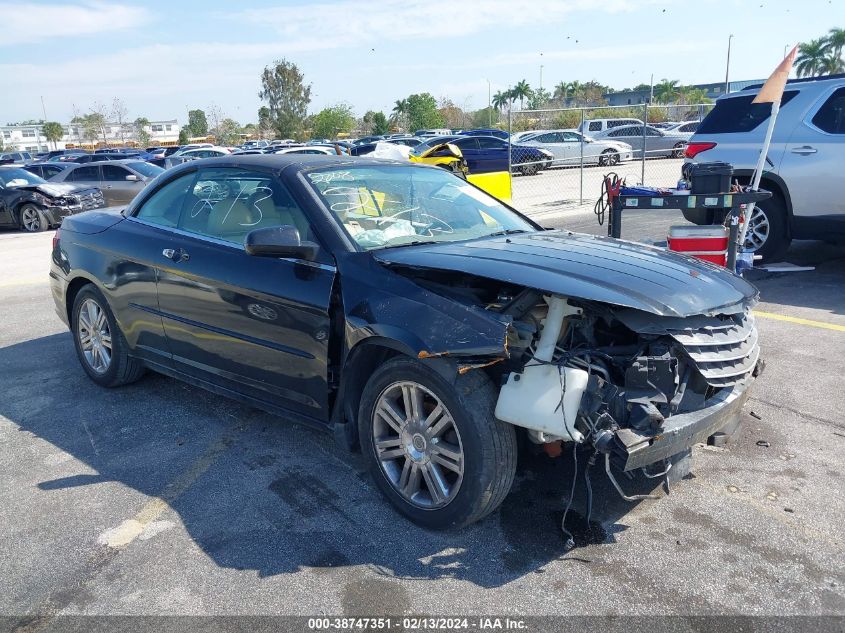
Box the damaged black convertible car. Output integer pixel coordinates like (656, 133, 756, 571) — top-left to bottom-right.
(50, 155, 762, 529)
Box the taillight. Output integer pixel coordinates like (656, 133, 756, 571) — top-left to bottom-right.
(684, 142, 716, 159)
(52, 227, 61, 250)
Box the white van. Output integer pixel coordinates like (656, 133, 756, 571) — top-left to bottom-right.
(579, 118, 643, 134)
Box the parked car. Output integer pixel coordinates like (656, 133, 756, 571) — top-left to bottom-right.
(48, 160, 163, 206)
(52, 155, 762, 529)
(49, 151, 90, 162)
(0, 151, 33, 164)
(0, 165, 104, 232)
(579, 118, 643, 135)
(171, 143, 214, 156)
(411, 135, 553, 176)
(511, 131, 544, 143)
(666, 121, 700, 134)
(22, 162, 74, 180)
(458, 128, 509, 140)
(353, 135, 386, 145)
(275, 146, 339, 155)
(44, 149, 87, 161)
(594, 124, 689, 158)
(350, 138, 423, 156)
(72, 152, 132, 164)
(172, 147, 231, 160)
(682, 74, 845, 261)
(520, 129, 634, 166)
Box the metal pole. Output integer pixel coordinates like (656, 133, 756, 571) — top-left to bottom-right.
(507, 101, 512, 191)
(579, 109, 585, 204)
(540, 65, 544, 92)
(737, 100, 780, 251)
(725, 34, 734, 94)
(641, 102, 647, 184)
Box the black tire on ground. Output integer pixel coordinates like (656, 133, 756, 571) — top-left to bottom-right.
(71, 284, 146, 388)
(671, 143, 685, 158)
(599, 149, 619, 166)
(358, 356, 517, 529)
(19, 204, 49, 232)
(746, 193, 791, 262)
(519, 163, 539, 176)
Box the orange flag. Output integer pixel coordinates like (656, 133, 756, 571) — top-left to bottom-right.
(753, 45, 798, 104)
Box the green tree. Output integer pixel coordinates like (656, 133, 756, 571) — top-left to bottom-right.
(823, 27, 845, 58)
(178, 127, 190, 145)
(404, 93, 443, 131)
(133, 117, 151, 148)
(796, 38, 828, 77)
(187, 109, 208, 137)
(257, 106, 273, 139)
(371, 111, 389, 135)
(311, 104, 356, 139)
(653, 79, 680, 104)
(389, 99, 409, 129)
(527, 87, 550, 110)
(820, 54, 845, 74)
(258, 59, 312, 139)
(214, 118, 242, 146)
(511, 80, 532, 109)
(491, 90, 510, 111)
(41, 121, 64, 149)
(472, 106, 498, 128)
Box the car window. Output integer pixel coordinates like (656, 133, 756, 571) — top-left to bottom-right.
(176, 167, 314, 246)
(562, 132, 580, 142)
(69, 165, 100, 182)
(588, 121, 601, 132)
(306, 164, 536, 251)
(533, 133, 553, 143)
(646, 127, 662, 136)
(607, 127, 631, 137)
(476, 137, 504, 149)
(454, 137, 479, 150)
(811, 87, 845, 134)
(127, 161, 164, 178)
(134, 172, 195, 228)
(697, 90, 799, 134)
(101, 164, 131, 181)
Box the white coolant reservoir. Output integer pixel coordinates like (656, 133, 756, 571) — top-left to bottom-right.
(495, 363, 588, 442)
(495, 295, 587, 442)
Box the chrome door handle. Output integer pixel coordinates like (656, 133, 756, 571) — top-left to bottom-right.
(163, 248, 190, 262)
(791, 146, 817, 155)
(162, 248, 177, 260)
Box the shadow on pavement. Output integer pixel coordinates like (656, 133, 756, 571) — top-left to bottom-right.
(2, 332, 664, 589)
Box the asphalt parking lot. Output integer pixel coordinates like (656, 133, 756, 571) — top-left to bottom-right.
(1, 206, 844, 624)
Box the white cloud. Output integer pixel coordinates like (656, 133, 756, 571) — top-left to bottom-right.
(0, 1, 152, 45)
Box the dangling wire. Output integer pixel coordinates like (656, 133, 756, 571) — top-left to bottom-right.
(594, 172, 621, 226)
(560, 442, 579, 551)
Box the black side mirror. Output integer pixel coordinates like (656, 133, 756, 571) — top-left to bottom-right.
(244, 225, 319, 261)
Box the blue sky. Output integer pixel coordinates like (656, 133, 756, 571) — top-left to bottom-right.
(0, 0, 840, 125)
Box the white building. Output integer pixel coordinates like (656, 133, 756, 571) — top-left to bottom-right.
(1, 119, 180, 152)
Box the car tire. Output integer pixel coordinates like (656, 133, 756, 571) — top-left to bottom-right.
(19, 204, 49, 232)
(71, 285, 146, 388)
(671, 143, 685, 158)
(519, 163, 539, 176)
(599, 149, 619, 166)
(745, 194, 790, 262)
(358, 356, 517, 529)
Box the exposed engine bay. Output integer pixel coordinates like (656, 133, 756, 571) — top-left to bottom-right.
(407, 270, 762, 474)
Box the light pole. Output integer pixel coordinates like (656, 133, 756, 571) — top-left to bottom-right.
(540, 64, 544, 93)
(725, 34, 734, 94)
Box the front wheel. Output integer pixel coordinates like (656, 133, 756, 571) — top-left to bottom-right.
(744, 195, 790, 262)
(518, 162, 539, 176)
(19, 204, 49, 232)
(599, 149, 619, 166)
(671, 143, 685, 158)
(358, 357, 517, 529)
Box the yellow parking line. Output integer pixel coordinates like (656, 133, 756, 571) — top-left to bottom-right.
(755, 310, 845, 333)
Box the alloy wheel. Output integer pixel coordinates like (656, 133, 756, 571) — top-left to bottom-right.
(744, 206, 770, 251)
(21, 206, 42, 231)
(77, 298, 112, 374)
(372, 381, 465, 509)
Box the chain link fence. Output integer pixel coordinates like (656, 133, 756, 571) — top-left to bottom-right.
(504, 103, 714, 216)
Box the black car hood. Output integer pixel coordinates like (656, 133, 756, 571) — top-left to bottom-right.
(373, 230, 758, 317)
(17, 182, 96, 197)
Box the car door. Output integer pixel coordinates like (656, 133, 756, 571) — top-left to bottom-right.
(561, 131, 587, 164)
(0, 185, 15, 226)
(101, 164, 144, 206)
(474, 137, 509, 172)
(530, 133, 565, 162)
(779, 86, 845, 220)
(452, 137, 482, 171)
(150, 165, 336, 419)
(609, 126, 643, 156)
(64, 164, 102, 195)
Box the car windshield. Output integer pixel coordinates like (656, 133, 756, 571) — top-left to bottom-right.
(0, 167, 46, 188)
(305, 164, 537, 250)
(126, 161, 164, 178)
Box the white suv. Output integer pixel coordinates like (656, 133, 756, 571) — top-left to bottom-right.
(683, 74, 845, 260)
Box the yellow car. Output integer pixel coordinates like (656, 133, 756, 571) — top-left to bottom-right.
(409, 140, 513, 202)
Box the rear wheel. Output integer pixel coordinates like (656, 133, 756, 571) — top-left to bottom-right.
(19, 204, 49, 232)
(71, 285, 145, 387)
(518, 162, 539, 176)
(744, 195, 790, 262)
(671, 143, 685, 158)
(358, 357, 517, 529)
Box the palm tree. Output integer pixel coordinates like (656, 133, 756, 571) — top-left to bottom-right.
(653, 79, 680, 104)
(823, 27, 845, 58)
(795, 38, 828, 77)
(491, 91, 509, 111)
(567, 80, 584, 106)
(41, 121, 64, 150)
(511, 80, 532, 109)
(820, 54, 845, 75)
(389, 99, 408, 127)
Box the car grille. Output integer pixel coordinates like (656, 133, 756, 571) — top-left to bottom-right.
(78, 191, 105, 210)
(669, 310, 760, 388)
